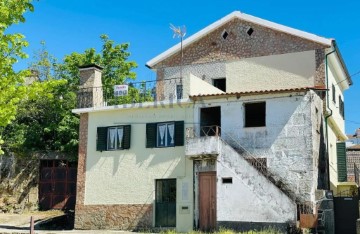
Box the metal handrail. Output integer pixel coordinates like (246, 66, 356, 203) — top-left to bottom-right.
(190, 125, 298, 201)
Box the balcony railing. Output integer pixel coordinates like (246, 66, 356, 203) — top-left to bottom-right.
(77, 78, 184, 108)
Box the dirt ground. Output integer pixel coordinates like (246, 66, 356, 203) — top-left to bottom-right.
(0, 210, 65, 227)
(0, 210, 140, 233)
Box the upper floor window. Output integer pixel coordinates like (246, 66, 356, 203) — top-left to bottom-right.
(146, 121, 184, 148)
(96, 125, 131, 151)
(339, 96, 345, 119)
(213, 78, 226, 92)
(176, 84, 183, 99)
(332, 84, 336, 103)
(244, 102, 266, 127)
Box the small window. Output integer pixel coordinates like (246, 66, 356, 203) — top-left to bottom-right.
(96, 125, 131, 151)
(222, 177, 233, 184)
(244, 102, 266, 127)
(247, 27, 254, 36)
(339, 96, 345, 119)
(176, 84, 183, 99)
(213, 78, 226, 92)
(222, 30, 229, 40)
(146, 121, 184, 148)
(332, 84, 336, 103)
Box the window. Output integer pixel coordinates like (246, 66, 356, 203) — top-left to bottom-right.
(213, 78, 226, 92)
(337, 142, 347, 182)
(339, 95, 345, 119)
(332, 84, 336, 103)
(146, 121, 184, 148)
(244, 102, 266, 127)
(96, 125, 131, 151)
(176, 84, 183, 99)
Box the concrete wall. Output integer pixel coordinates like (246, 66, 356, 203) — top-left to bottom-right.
(78, 103, 194, 232)
(193, 90, 322, 203)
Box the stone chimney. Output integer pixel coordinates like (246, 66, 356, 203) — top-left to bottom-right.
(77, 64, 104, 108)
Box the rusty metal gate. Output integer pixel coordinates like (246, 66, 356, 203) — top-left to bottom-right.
(334, 196, 359, 234)
(39, 160, 77, 210)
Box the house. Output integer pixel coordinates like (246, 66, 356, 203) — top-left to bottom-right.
(346, 129, 360, 184)
(72, 11, 352, 232)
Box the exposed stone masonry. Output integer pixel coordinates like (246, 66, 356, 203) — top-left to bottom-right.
(153, 18, 329, 69)
(75, 204, 153, 230)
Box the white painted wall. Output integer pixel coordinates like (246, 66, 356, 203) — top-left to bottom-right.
(217, 139, 296, 222)
(85, 104, 194, 232)
(226, 50, 316, 92)
(193, 91, 320, 203)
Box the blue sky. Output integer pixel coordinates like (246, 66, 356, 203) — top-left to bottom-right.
(9, 0, 360, 133)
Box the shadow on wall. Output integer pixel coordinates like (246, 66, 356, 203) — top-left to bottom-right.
(317, 119, 329, 190)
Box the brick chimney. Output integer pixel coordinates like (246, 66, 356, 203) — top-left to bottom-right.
(77, 64, 104, 108)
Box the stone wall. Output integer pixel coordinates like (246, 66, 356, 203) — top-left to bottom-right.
(154, 18, 328, 69)
(74, 204, 152, 230)
(0, 153, 38, 213)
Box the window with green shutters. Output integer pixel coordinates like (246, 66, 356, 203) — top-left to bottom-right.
(337, 142, 347, 182)
(96, 125, 131, 151)
(146, 121, 184, 148)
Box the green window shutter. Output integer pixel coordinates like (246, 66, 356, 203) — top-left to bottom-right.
(122, 125, 131, 149)
(146, 123, 157, 148)
(174, 121, 184, 146)
(337, 142, 347, 182)
(97, 127, 108, 151)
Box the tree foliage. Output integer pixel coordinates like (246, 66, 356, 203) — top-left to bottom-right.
(3, 35, 148, 158)
(0, 0, 34, 154)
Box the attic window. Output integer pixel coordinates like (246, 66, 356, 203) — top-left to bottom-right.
(222, 30, 229, 40)
(247, 27, 254, 36)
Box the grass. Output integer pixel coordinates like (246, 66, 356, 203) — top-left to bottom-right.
(160, 227, 283, 234)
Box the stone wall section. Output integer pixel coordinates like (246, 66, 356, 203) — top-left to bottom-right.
(75, 204, 152, 230)
(153, 18, 329, 69)
(75, 113, 88, 209)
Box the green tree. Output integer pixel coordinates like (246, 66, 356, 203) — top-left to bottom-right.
(3, 35, 151, 158)
(0, 0, 34, 154)
(58, 34, 137, 89)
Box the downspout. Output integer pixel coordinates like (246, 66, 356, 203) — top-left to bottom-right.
(325, 49, 336, 190)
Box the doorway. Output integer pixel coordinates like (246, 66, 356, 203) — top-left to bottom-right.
(155, 179, 176, 227)
(199, 171, 216, 231)
(200, 106, 221, 136)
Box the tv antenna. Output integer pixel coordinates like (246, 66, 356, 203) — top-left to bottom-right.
(170, 24, 186, 88)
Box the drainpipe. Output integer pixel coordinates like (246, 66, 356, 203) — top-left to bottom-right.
(324, 49, 336, 190)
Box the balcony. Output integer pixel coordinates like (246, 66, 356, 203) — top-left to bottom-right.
(76, 78, 184, 108)
(185, 126, 221, 159)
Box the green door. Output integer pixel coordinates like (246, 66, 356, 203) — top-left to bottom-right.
(155, 179, 176, 227)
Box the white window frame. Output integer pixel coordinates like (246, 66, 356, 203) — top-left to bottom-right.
(156, 122, 175, 148)
(107, 126, 124, 150)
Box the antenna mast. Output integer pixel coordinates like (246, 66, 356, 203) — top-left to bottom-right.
(170, 24, 186, 91)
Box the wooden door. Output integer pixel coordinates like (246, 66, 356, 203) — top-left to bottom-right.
(199, 171, 216, 231)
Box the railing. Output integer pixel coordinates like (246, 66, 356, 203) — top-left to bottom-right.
(188, 125, 296, 201)
(355, 163, 359, 186)
(77, 77, 184, 108)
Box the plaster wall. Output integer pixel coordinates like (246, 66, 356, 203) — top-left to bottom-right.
(85, 104, 194, 232)
(226, 50, 316, 92)
(193, 91, 321, 202)
(327, 64, 345, 132)
(160, 50, 316, 98)
(217, 139, 296, 223)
